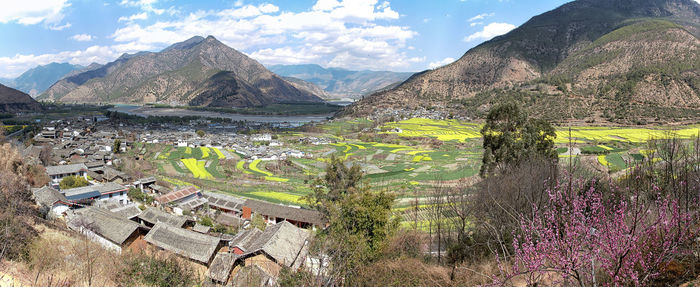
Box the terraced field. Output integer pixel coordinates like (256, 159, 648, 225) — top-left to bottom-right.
(139, 118, 699, 219)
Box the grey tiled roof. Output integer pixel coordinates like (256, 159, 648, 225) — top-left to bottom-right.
(138, 208, 189, 227)
(67, 207, 141, 245)
(144, 223, 221, 264)
(46, 163, 88, 175)
(32, 186, 69, 206)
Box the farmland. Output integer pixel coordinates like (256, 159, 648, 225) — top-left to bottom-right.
(136, 118, 699, 217)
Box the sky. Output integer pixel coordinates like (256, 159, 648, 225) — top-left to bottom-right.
(0, 0, 617, 78)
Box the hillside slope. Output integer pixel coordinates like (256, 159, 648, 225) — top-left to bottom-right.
(40, 36, 322, 107)
(8, 63, 83, 96)
(346, 0, 700, 124)
(0, 84, 42, 113)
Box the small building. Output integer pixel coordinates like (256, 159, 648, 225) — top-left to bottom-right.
(207, 221, 310, 285)
(134, 176, 157, 191)
(109, 204, 143, 220)
(46, 163, 89, 187)
(242, 199, 325, 229)
(61, 182, 129, 205)
(144, 223, 224, 266)
(32, 186, 73, 218)
(67, 206, 148, 254)
(137, 207, 191, 228)
(155, 186, 201, 205)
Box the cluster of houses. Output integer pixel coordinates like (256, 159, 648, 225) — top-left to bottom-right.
(24, 114, 334, 285)
(33, 154, 325, 286)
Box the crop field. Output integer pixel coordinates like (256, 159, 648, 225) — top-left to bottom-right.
(140, 118, 699, 218)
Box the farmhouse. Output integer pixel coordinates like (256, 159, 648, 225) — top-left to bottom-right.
(137, 207, 192, 228)
(207, 221, 311, 285)
(155, 186, 201, 205)
(242, 199, 325, 229)
(46, 163, 89, 187)
(32, 186, 73, 218)
(144, 223, 224, 266)
(66, 206, 148, 253)
(61, 182, 129, 204)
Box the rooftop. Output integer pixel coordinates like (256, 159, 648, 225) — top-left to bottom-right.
(138, 207, 189, 227)
(144, 223, 221, 264)
(46, 163, 88, 176)
(156, 186, 199, 204)
(67, 207, 141, 245)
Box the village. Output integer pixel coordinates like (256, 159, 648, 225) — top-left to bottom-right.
(25, 115, 327, 286)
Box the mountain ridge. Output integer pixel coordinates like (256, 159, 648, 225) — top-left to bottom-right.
(345, 0, 700, 124)
(268, 64, 414, 99)
(40, 36, 322, 107)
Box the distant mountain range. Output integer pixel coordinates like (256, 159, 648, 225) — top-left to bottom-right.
(1, 63, 83, 97)
(0, 84, 42, 113)
(39, 36, 322, 107)
(346, 0, 700, 124)
(268, 64, 414, 99)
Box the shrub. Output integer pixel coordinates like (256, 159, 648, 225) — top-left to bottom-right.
(59, 175, 89, 190)
(118, 253, 195, 287)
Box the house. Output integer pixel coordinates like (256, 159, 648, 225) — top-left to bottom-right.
(155, 186, 201, 205)
(46, 163, 89, 187)
(102, 166, 129, 184)
(207, 221, 310, 285)
(137, 207, 191, 228)
(109, 204, 143, 220)
(66, 206, 148, 254)
(32, 186, 73, 218)
(202, 192, 245, 215)
(61, 182, 129, 205)
(242, 199, 326, 229)
(134, 176, 157, 191)
(144, 223, 224, 266)
(192, 223, 212, 234)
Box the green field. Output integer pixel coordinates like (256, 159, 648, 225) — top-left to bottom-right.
(137, 118, 700, 215)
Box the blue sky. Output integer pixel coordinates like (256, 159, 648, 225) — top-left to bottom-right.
(0, 0, 586, 78)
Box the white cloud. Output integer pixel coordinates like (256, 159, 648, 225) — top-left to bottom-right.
(49, 22, 72, 30)
(119, 12, 148, 22)
(119, 0, 165, 15)
(464, 22, 515, 42)
(0, 0, 420, 77)
(0, 45, 137, 78)
(469, 22, 483, 27)
(428, 57, 455, 69)
(110, 0, 417, 70)
(0, 0, 70, 26)
(468, 12, 494, 22)
(71, 34, 94, 42)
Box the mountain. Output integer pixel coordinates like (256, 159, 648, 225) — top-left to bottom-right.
(9, 63, 83, 97)
(0, 84, 42, 113)
(268, 64, 414, 99)
(346, 0, 700, 124)
(39, 36, 322, 107)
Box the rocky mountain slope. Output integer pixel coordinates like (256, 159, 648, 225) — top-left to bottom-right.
(4, 63, 83, 97)
(346, 0, 700, 124)
(40, 36, 322, 107)
(0, 84, 42, 113)
(269, 64, 414, 99)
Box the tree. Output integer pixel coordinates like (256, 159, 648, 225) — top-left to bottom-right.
(113, 139, 122, 154)
(196, 130, 205, 137)
(480, 102, 557, 177)
(250, 213, 266, 231)
(496, 178, 695, 286)
(39, 144, 53, 166)
(59, 175, 89, 190)
(305, 155, 397, 284)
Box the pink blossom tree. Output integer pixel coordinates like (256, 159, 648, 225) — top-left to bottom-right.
(494, 176, 695, 286)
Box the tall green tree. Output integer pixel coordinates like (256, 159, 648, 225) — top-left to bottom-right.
(59, 175, 89, 190)
(305, 155, 397, 282)
(480, 102, 557, 177)
(113, 139, 122, 154)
